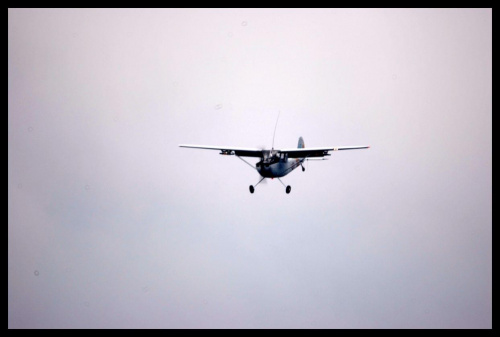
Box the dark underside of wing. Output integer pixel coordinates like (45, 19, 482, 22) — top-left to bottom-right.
(281, 146, 369, 158)
(283, 149, 330, 158)
(180, 145, 369, 158)
(232, 149, 263, 157)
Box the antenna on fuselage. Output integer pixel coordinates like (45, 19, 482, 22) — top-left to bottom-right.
(271, 111, 280, 150)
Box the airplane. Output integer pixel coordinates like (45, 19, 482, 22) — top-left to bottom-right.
(179, 136, 369, 194)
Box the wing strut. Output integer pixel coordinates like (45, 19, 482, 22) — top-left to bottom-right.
(236, 155, 257, 171)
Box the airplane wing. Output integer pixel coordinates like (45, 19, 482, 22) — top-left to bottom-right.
(179, 144, 263, 157)
(279, 145, 370, 158)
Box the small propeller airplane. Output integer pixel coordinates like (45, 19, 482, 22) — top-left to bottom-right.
(179, 116, 369, 194)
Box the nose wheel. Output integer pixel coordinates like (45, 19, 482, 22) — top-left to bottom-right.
(249, 185, 255, 194)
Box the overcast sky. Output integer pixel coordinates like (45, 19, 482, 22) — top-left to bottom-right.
(9, 8, 491, 328)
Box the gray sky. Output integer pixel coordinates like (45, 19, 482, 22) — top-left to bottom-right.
(8, 8, 491, 328)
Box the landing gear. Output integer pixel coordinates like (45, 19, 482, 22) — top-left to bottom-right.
(249, 177, 265, 194)
(301, 165, 305, 172)
(250, 177, 292, 194)
(277, 178, 291, 194)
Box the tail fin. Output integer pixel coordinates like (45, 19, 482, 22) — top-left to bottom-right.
(298, 137, 305, 149)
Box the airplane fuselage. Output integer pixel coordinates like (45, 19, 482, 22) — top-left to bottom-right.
(256, 154, 305, 178)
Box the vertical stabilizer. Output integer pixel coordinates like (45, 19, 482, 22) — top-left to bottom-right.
(298, 137, 305, 148)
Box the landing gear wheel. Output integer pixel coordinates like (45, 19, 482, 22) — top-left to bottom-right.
(286, 185, 291, 194)
(249, 185, 255, 194)
(302, 166, 305, 172)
